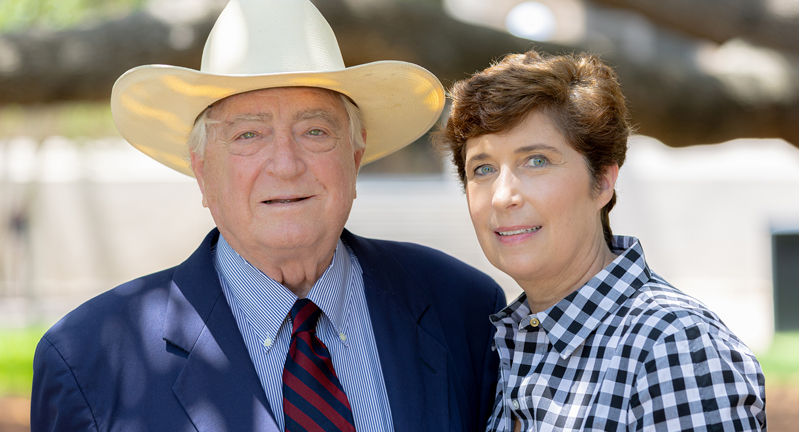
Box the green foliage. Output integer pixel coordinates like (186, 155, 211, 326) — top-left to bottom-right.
(51, 103, 119, 139)
(0, 326, 46, 396)
(757, 332, 799, 387)
(0, 0, 147, 33)
(1, 328, 798, 397)
(0, 102, 119, 140)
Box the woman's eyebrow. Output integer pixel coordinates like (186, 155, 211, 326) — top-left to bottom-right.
(514, 144, 562, 155)
(467, 144, 563, 165)
(465, 152, 490, 166)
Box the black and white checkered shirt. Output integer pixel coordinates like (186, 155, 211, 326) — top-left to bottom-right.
(487, 236, 766, 432)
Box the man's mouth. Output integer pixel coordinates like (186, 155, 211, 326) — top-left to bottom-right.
(497, 226, 541, 236)
(262, 197, 310, 204)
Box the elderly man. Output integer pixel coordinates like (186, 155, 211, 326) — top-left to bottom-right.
(30, 1, 505, 431)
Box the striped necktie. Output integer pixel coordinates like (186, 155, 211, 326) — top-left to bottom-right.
(282, 299, 356, 432)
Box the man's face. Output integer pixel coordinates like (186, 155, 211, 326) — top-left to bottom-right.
(191, 87, 364, 262)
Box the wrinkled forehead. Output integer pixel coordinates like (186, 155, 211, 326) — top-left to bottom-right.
(207, 86, 346, 120)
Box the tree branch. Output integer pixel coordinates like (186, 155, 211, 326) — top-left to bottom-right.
(0, 0, 797, 147)
(588, 0, 799, 56)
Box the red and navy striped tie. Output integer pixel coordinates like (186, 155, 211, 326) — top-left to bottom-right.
(282, 299, 356, 432)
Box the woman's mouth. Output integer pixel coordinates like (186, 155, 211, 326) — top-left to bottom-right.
(497, 226, 541, 236)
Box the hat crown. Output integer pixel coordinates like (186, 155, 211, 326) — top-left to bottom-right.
(201, 0, 346, 75)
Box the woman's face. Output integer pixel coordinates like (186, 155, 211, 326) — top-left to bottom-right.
(464, 111, 616, 289)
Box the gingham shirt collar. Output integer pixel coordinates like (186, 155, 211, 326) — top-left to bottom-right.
(215, 235, 351, 351)
(490, 235, 651, 359)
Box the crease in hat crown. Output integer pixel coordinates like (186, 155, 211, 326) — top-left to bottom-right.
(110, 0, 445, 177)
(201, 0, 345, 75)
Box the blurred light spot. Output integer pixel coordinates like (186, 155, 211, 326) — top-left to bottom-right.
(0, 38, 21, 73)
(505, 2, 556, 41)
(59, 39, 91, 71)
(767, 0, 799, 18)
(696, 38, 794, 105)
(169, 24, 195, 51)
(40, 137, 82, 183)
(6, 138, 38, 183)
(147, 0, 219, 24)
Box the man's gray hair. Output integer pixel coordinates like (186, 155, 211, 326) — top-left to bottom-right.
(187, 93, 366, 158)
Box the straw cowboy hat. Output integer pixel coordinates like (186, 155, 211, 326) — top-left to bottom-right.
(110, 0, 445, 176)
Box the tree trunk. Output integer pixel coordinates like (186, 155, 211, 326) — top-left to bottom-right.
(0, 0, 797, 147)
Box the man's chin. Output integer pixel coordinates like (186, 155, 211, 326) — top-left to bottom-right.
(251, 226, 338, 253)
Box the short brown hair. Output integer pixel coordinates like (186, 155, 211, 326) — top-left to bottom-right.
(433, 50, 632, 247)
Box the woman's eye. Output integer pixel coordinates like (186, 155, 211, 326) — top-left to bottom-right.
(307, 128, 325, 136)
(238, 131, 256, 139)
(529, 156, 547, 167)
(475, 165, 495, 176)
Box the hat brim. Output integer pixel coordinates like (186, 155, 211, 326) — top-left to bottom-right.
(110, 61, 445, 177)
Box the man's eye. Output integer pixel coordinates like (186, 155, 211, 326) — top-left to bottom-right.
(239, 131, 256, 139)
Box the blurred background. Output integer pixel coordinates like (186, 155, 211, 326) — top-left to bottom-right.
(1, 0, 798, 430)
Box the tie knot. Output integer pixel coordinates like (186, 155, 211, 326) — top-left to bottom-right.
(289, 298, 322, 335)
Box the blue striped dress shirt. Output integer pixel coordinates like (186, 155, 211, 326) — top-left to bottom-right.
(214, 235, 395, 432)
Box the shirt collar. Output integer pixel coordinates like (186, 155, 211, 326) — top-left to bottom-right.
(215, 235, 352, 348)
(305, 242, 352, 334)
(490, 235, 651, 359)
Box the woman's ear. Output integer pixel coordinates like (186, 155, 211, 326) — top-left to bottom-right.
(597, 164, 619, 209)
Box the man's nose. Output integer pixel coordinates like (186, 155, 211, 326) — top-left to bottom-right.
(265, 131, 306, 178)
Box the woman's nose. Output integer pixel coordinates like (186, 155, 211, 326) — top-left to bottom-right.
(492, 169, 522, 210)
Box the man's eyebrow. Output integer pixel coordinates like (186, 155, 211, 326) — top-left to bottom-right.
(294, 109, 343, 129)
(221, 113, 272, 126)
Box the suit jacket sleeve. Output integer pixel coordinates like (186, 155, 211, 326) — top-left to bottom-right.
(32, 336, 99, 432)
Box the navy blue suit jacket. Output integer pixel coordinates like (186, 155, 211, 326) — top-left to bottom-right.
(31, 229, 506, 431)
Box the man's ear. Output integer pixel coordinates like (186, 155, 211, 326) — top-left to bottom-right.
(189, 150, 208, 208)
(354, 129, 367, 171)
(351, 130, 367, 199)
(354, 147, 365, 170)
(596, 164, 619, 209)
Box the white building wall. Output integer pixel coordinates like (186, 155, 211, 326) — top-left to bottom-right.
(2, 136, 798, 352)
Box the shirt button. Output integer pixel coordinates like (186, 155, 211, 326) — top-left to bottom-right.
(263, 337, 272, 347)
(512, 399, 520, 410)
(530, 317, 540, 327)
(339, 333, 347, 342)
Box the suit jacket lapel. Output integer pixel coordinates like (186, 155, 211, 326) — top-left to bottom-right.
(343, 230, 451, 432)
(162, 230, 280, 432)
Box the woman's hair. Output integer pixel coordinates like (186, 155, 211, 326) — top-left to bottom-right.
(433, 50, 632, 247)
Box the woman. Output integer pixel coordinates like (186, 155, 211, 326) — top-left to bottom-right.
(434, 51, 766, 431)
